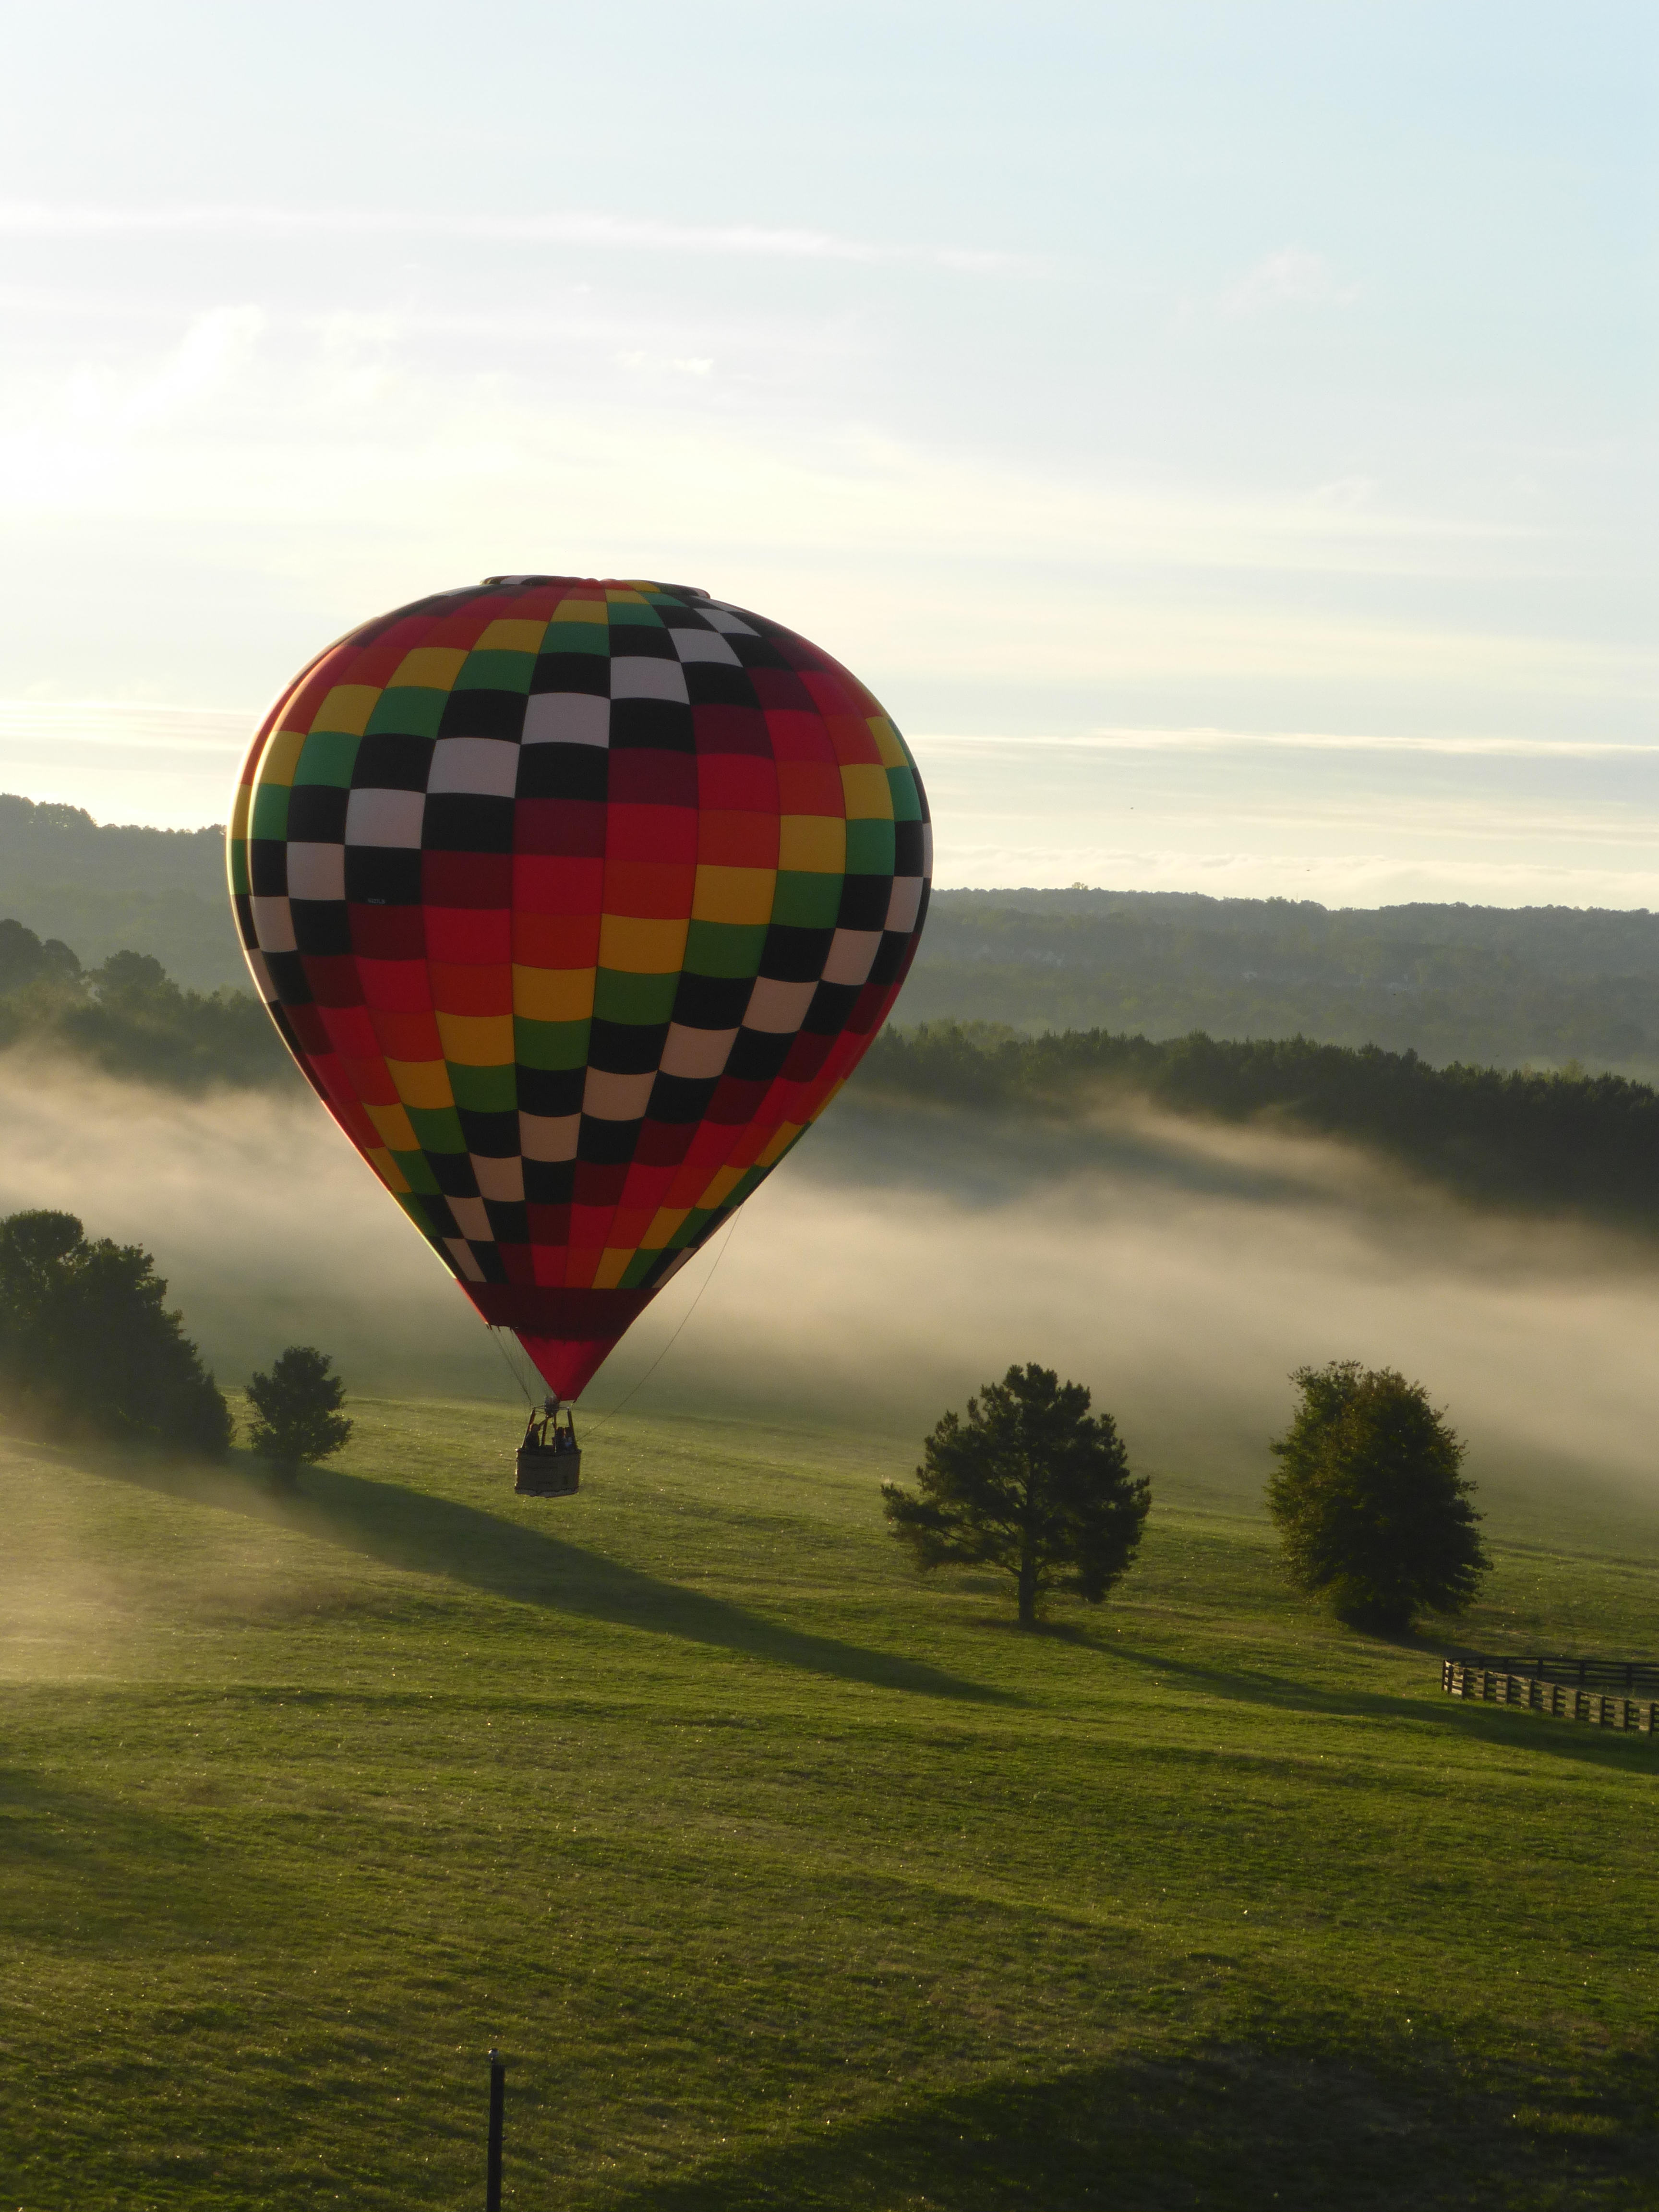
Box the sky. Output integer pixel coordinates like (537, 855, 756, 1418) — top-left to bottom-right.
(0, 1, 1653, 905)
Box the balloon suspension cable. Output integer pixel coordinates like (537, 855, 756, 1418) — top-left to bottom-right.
(489, 1324, 538, 1407)
(584, 1214, 741, 1434)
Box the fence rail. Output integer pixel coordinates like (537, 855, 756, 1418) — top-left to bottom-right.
(1442, 1660, 1659, 1736)
(1458, 1653, 1659, 1695)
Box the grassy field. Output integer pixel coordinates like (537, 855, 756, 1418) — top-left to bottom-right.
(3, 1396, 1658, 2210)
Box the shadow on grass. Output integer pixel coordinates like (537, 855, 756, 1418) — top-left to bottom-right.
(84, 1448, 1012, 1706)
(1100, 1639, 1659, 1770)
(589, 2041, 1658, 2212)
(0, 1763, 260, 1936)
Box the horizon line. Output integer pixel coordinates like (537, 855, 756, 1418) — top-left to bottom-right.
(2, 705, 1655, 763)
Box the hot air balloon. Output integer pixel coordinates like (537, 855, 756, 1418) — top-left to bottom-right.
(228, 576, 931, 1467)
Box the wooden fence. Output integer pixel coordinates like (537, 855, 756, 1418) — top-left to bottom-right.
(1460, 1653, 1659, 1695)
(1442, 1659, 1659, 1735)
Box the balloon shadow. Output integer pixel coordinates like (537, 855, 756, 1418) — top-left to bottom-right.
(91, 1450, 1014, 1707)
(0, 1761, 274, 1933)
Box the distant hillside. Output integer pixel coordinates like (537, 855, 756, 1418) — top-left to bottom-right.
(5, 792, 1659, 1072)
(1, 912, 1656, 1238)
(909, 888, 1659, 1075)
(0, 795, 242, 990)
(0, 921, 287, 1090)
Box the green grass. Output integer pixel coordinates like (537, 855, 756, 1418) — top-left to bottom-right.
(3, 1397, 1658, 2209)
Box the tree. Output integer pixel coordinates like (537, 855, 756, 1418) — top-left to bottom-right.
(246, 1347, 352, 1487)
(0, 1209, 232, 1454)
(882, 1363, 1149, 1626)
(0, 917, 79, 993)
(1267, 1360, 1489, 1632)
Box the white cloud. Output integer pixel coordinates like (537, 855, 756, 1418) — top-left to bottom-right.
(0, 702, 252, 745)
(0, 704, 253, 828)
(0, 200, 1021, 273)
(614, 349, 716, 378)
(0, 313, 1538, 583)
(0, 298, 1646, 804)
(67, 305, 266, 429)
(1220, 247, 1360, 316)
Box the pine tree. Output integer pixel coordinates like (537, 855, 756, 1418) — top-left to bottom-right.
(245, 1347, 352, 1488)
(883, 1363, 1149, 1626)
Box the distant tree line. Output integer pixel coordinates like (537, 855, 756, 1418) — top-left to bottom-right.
(8, 909, 1659, 1230)
(857, 1021, 1659, 1229)
(8, 779, 1659, 1064)
(0, 793, 242, 991)
(0, 922, 288, 1090)
(908, 889, 1659, 1076)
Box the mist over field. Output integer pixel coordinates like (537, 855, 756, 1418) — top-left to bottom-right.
(1, 1053, 1657, 1523)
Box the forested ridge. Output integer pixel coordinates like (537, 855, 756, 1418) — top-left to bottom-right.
(0, 793, 236, 989)
(859, 1021, 1659, 1227)
(909, 888, 1659, 1073)
(5, 784, 1659, 1228)
(0, 919, 284, 1090)
(7, 793, 1659, 1070)
(3, 902, 1659, 1227)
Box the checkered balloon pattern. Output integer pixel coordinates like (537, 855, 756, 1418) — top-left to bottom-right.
(228, 577, 932, 1398)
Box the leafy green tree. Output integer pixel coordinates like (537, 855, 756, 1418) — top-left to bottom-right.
(1267, 1360, 1489, 1632)
(246, 1346, 352, 1487)
(883, 1363, 1149, 1626)
(0, 917, 79, 993)
(0, 1209, 231, 1454)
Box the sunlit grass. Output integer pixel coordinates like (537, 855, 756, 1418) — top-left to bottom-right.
(2, 1396, 1656, 2208)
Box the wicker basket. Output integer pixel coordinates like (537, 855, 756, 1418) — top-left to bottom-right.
(515, 1448, 581, 1497)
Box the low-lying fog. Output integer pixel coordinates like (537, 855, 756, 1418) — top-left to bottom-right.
(2, 1054, 1658, 1514)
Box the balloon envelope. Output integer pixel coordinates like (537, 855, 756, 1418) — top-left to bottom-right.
(228, 577, 931, 1396)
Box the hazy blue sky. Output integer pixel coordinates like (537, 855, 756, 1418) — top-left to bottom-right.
(0, 2, 1652, 902)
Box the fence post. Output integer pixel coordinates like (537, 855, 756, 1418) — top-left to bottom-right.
(486, 2050, 506, 2212)
(1440, 1659, 1657, 1734)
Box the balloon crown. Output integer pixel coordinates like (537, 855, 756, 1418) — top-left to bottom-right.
(480, 576, 711, 601)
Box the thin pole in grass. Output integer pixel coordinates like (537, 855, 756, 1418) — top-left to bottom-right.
(486, 2049, 506, 2211)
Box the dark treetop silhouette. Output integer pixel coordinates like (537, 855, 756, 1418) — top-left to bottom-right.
(246, 1346, 353, 1489)
(0, 1208, 230, 1454)
(1268, 1359, 1488, 1633)
(883, 1362, 1149, 1627)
